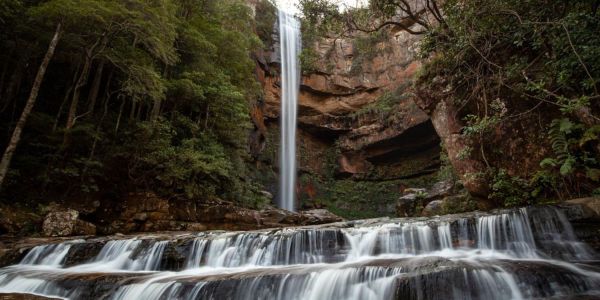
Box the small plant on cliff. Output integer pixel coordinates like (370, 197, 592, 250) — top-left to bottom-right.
(349, 30, 390, 75)
(489, 169, 532, 207)
(538, 118, 600, 198)
(415, 190, 428, 201)
(350, 82, 413, 122)
(456, 146, 473, 161)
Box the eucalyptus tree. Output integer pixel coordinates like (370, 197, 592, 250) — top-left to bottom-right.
(0, 0, 270, 206)
(0, 22, 62, 188)
(33, 0, 179, 144)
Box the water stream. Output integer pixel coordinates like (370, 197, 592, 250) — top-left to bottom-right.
(278, 9, 301, 212)
(0, 206, 598, 299)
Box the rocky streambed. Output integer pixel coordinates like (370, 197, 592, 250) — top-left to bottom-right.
(0, 204, 599, 299)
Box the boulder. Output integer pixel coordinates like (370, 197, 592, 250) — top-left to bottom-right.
(396, 194, 419, 217)
(73, 219, 97, 236)
(396, 181, 456, 217)
(562, 197, 600, 252)
(421, 200, 444, 216)
(300, 209, 344, 224)
(565, 197, 600, 220)
(428, 180, 453, 200)
(42, 209, 96, 237)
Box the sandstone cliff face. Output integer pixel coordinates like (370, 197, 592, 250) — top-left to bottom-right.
(251, 21, 441, 216)
(415, 73, 560, 207)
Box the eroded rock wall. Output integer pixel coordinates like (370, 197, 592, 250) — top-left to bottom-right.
(251, 18, 441, 217)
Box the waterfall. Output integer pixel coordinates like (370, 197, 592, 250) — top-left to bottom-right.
(0, 206, 599, 299)
(278, 10, 301, 212)
(19, 243, 72, 266)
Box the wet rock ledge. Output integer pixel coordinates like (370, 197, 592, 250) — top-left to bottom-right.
(0, 192, 344, 238)
(1, 200, 599, 269)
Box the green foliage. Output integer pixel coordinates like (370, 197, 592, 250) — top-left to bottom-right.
(489, 169, 532, 207)
(0, 0, 267, 207)
(116, 118, 228, 198)
(462, 99, 508, 137)
(299, 48, 320, 73)
(350, 82, 414, 120)
(297, 169, 439, 220)
(456, 146, 473, 161)
(297, 0, 343, 73)
(255, 0, 277, 45)
(349, 30, 389, 75)
(414, 190, 428, 200)
(537, 118, 600, 195)
(530, 170, 560, 199)
(322, 179, 400, 218)
(416, 0, 600, 200)
(487, 117, 599, 206)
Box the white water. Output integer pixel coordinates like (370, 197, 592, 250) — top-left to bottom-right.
(477, 208, 538, 257)
(20, 243, 73, 267)
(65, 239, 168, 272)
(0, 206, 599, 299)
(278, 9, 301, 212)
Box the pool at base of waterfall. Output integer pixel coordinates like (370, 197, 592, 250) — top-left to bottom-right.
(0, 206, 599, 300)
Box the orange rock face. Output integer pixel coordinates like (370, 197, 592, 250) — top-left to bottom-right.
(253, 28, 440, 186)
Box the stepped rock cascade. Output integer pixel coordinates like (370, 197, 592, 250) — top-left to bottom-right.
(0, 206, 599, 299)
(278, 9, 301, 212)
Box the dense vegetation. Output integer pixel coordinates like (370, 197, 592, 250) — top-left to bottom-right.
(418, 0, 600, 205)
(1, 0, 597, 218)
(0, 0, 271, 207)
(300, 0, 600, 206)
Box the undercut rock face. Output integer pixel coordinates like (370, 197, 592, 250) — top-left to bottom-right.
(252, 22, 441, 215)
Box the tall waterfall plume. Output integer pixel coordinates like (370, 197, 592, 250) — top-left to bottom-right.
(278, 10, 301, 212)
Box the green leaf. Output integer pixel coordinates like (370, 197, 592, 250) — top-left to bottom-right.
(580, 125, 600, 146)
(586, 168, 600, 181)
(559, 157, 576, 175)
(558, 118, 574, 134)
(540, 158, 558, 168)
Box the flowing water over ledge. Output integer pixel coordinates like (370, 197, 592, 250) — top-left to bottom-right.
(0, 206, 599, 299)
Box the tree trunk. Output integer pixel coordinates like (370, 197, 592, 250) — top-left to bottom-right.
(150, 98, 161, 121)
(64, 35, 106, 146)
(0, 23, 62, 188)
(86, 60, 105, 114)
(150, 65, 169, 122)
(115, 97, 125, 134)
(83, 70, 113, 178)
(65, 54, 92, 131)
(53, 63, 82, 132)
(135, 100, 143, 121)
(129, 99, 136, 121)
(0, 61, 25, 114)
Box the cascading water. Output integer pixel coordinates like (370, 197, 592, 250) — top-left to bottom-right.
(278, 9, 301, 212)
(0, 206, 599, 299)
